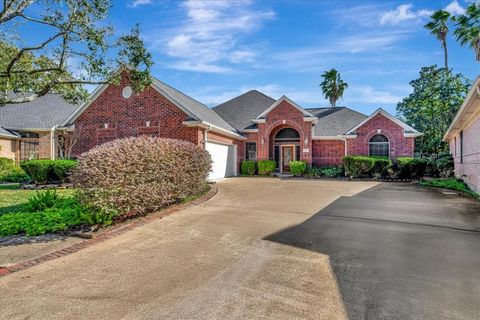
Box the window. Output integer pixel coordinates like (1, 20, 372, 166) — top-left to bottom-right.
(245, 142, 257, 160)
(454, 137, 457, 156)
(460, 131, 464, 163)
(295, 145, 300, 161)
(369, 134, 389, 157)
(274, 145, 280, 169)
(274, 128, 300, 142)
(20, 140, 39, 160)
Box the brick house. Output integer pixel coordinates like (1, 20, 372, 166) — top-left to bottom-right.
(1, 71, 422, 179)
(444, 76, 480, 193)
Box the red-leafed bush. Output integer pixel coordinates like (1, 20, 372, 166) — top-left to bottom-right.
(71, 137, 211, 218)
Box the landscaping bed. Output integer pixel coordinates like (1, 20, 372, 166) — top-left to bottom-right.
(420, 178, 479, 200)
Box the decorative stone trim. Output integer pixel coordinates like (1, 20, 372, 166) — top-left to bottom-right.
(0, 184, 218, 277)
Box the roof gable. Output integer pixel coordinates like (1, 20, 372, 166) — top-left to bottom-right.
(256, 96, 315, 119)
(345, 108, 421, 137)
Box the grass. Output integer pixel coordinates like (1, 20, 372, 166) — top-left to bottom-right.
(0, 188, 75, 215)
(420, 178, 479, 199)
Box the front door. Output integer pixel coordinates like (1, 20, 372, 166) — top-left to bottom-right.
(282, 146, 294, 172)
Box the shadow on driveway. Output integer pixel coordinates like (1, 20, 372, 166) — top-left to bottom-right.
(265, 183, 480, 320)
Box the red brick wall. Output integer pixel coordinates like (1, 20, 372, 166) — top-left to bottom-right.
(346, 114, 414, 158)
(72, 72, 202, 156)
(256, 100, 313, 164)
(312, 140, 345, 166)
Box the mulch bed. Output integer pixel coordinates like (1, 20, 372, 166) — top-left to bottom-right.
(0, 184, 218, 277)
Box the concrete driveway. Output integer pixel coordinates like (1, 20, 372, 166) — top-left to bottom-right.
(1, 178, 479, 320)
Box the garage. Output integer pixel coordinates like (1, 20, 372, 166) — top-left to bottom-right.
(205, 141, 237, 180)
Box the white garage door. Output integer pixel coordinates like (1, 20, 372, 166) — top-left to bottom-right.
(205, 141, 236, 180)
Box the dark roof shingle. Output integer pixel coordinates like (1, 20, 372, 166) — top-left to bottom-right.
(213, 90, 275, 131)
(0, 94, 78, 130)
(307, 107, 368, 136)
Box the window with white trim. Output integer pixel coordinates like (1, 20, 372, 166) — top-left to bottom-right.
(369, 134, 389, 157)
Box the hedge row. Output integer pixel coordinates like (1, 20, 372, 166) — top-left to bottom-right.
(0, 157, 30, 182)
(241, 160, 277, 176)
(20, 159, 77, 184)
(343, 156, 426, 179)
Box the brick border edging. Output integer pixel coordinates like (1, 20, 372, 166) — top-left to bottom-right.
(0, 184, 218, 277)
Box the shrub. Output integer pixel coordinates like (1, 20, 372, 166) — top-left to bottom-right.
(0, 157, 29, 182)
(241, 160, 256, 176)
(21, 160, 53, 184)
(427, 152, 454, 178)
(371, 158, 392, 178)
(343, 156, 376, 178)
(71, 137, 211, 218)
(306, 166, 343, 178)
(27, 190, 61, 212)
(397, 157, 427, 179)
(20, 159, 78, 184)
(0, 197, 88, 236)
(52, 160, 78, 182)
(258, 160, 276, 175)
(289, 160, 307, 175)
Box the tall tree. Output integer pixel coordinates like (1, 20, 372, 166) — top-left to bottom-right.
(320, 69, 348, 107)
(424, 10, 451, 70)
(0, 0, 153, 105)
(454, 2, 480, 62)
(396, 66, 471, 155)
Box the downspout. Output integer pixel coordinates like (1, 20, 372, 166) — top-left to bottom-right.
(50, 125, 57, 160)
(203, 124, 212, 149)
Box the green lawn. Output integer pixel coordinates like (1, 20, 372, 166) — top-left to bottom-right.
(420, 178, 479, 199)
(0, 187, 75, 215)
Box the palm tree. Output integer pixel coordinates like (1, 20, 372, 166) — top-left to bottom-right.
(424, 10, 451, 70)
(454, 2, 480, 62)
(319, 69, 348, 107)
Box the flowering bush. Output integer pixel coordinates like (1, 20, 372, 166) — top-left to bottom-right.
(71, 137, 211, 218)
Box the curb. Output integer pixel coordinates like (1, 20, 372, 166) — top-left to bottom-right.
(0, 184, 218, 278)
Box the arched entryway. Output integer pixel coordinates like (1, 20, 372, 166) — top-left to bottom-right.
(270, 127, 301, 173)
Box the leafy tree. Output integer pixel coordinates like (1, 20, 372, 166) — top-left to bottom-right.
(0, 0, 153, 105)
(454, 2, 480, 62)
(424, 10, 451, 70)
(396, 66, 471, 155)
(320, 69, 348, 107)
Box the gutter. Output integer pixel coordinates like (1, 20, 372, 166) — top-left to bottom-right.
(50, 125, 57, 160)
(183, 120, 246, 140)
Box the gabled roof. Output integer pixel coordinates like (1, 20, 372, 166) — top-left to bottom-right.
(151, 78, 237, 134)
(256, 95, 315, 119)
(307, 107, 368, 137)
(64, 73, 240, 138)
(0, 127, 19, 138)
(443, 76, 480, 141)
(0, 93, 78, 131)
(345, 108, 422, 137)
(213, 90, 275, 131)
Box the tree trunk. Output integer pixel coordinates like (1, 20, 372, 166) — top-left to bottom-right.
(443, 40, 448, 71)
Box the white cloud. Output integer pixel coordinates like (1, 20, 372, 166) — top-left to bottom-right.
(445, 0, 465, 15)
(347, 85, 403, 104)
(128, 0, 153, 8)
(380, 4, 433, 25)
(150, 0, 275, 73)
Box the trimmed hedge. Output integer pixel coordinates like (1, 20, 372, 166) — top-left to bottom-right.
(241, 160, 256, 176)
(20, 159, 77, 184)
(306, 166, 343, 178)
(343, 156, 376, 178)
(397, 157, 427, 179)
(289, 160, 307, 175)
(71, 137, 211, 218)
(0, 157, 29, 182)
(258, 160, 276, 175)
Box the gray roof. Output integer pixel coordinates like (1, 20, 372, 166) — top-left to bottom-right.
(152, 78, 237, 133)
(0, 127, 18, 138)
(307, 107, 368, 136)
(0, 93, 78, 131)
(213, 90, 275, 131)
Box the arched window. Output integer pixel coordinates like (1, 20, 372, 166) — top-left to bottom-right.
(274, 128, 300, 142)
(369, 134, 389, 157)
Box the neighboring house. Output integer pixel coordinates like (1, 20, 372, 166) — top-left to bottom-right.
(1, 71, 422, 180)
(444, 76, 480, 194)
(0, 93, 78, 161)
